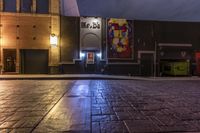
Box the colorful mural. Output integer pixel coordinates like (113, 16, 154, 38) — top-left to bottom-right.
(107, 18, 133, 59)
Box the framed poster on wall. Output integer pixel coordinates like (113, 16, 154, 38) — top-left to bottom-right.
(87, 52, 95, 64)
(107, 18, 133, 59)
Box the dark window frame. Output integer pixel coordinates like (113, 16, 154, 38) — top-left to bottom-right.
(20, 0, 32, 13)
(3, 0, 17, 12)
(36, 0, 49, 14)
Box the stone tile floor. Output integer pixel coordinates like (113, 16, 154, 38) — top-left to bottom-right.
(0, 80, 200, 132)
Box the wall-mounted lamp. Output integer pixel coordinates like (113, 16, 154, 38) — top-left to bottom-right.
(80, 52, 85, 58)
(96, 52, 101, 58)
(50, 34, 58, 47)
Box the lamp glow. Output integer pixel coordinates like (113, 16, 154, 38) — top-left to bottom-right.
(96, 52, 101, 58)
(80, 52, 85, 58)
(50, 34, 58, 46)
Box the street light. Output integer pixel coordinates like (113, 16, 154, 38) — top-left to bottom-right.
(50, 34, 58, 47)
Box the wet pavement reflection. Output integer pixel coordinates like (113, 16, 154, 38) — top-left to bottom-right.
(0, 80, 74, 133)
(34, 80, 91, 132)
(1, 80, 200, 132)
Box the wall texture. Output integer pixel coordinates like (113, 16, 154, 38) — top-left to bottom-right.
(60, 16, 79, 62)
(0, 13, 51, 72)
(59, 19, 200, 76)
(0, 0, 60, 73)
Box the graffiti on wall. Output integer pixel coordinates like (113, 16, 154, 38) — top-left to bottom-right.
(107, 18, 133, 59)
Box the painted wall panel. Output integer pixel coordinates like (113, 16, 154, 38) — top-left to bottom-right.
(107, 18, 133, 59)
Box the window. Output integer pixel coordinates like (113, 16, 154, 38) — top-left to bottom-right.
(36, 0, 49, 14)
(21, 0, 32, 13)
(4, 0, 16, 12)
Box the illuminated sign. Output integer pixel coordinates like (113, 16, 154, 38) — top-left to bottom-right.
(86, 52, 94, 64)
(50, 34, 58, 46)
(81, 21, 100, 29)
(80, 17, 102, 51)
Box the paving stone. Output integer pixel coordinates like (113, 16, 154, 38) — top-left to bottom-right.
(109, 101, 130, 107)
(159, 124, 199, 132)
(96, 98, 107, 104)
(12, 120, 26, 128)
(0, 80, 74, 132)
(124, 120, 160, 132)
(101, 107, 115, 115)
(0, 121, 17, 129)
(92, 122, 100, 133)
(129, 111, 147, 120)
(10, 128, 32, 133)
(20, 117, 42, 128)
(110, 115, 118, 121)
(155, 115, 181, 126)
(0, 117, 6, 122)
(115, 111, 133, 120)
(2, 80, 200, 132)
(113, 106, 134, 112)
(34, 81, 91, 132)
(92, 115, 111, 122)
(0, 129, 11, 133)
(26, 111, 47, 117)
(92, 108, 101, 115)
(100, 121, 129, 133)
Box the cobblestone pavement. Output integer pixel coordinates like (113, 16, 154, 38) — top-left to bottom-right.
(1, 80, 200, 132)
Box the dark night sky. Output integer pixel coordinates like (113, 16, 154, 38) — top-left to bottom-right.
(6, 0, 200, 21)
(76, 0, 200, 21)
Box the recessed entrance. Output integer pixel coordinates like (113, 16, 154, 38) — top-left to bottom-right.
(3, 49, 16, 72)
(82, 51, 100, 73)
(140, 53, 154, 76)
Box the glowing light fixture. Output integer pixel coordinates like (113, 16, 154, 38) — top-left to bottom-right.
(96, 52, 101, 58)
(80, 52, 85, 58)
(50, 34, 58, 46)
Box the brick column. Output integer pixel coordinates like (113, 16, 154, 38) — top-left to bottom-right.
(50, 0, 60, 15)
(32, 0, 36, 13)
(49, 0, 60, 74)
(0, 24, 2, 74)
(16, 0, 20, 12)
(0, 0, 3, 12)
(0, 0, 2, 69)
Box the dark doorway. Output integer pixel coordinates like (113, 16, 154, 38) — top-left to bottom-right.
(20, 49, 48, 74)
(195, 52, 200, 76)
(3, 49, 16, 72)
(140, 53, 154, 76)
(83, 52, 100, 73)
